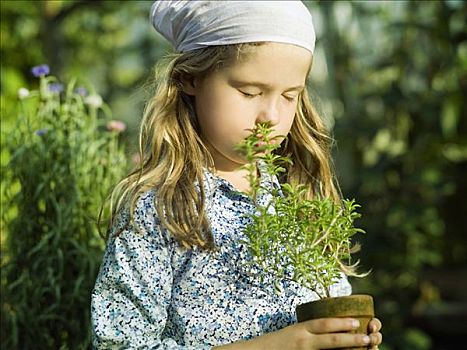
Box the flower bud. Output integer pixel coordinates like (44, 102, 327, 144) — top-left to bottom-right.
(84, 94, 103, 108)
(48, 83, 64, 94)
(74, 87, 88, 97)
(106, 120, 126, 133)
(131, 152, 141, 165)
(35, 129, 48, 136)
(18, 87, 30, 99)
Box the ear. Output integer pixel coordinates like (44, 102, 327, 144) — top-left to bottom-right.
(180, 74, 197, 96)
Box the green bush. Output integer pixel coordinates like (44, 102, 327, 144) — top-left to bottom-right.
(1, 65, 127, 349)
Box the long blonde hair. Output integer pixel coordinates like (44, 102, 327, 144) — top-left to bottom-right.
(104, 43, 340, 249)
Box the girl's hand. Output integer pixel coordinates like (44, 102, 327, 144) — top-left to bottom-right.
(215, 317, 383, 350)
(368, 317, 383, 349)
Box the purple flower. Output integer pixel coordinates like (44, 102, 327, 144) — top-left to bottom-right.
(31, 64, 50, 77)
(35, 129, 48, 136)
(48, 83, 64, 93)
(74, 87, 88, 97)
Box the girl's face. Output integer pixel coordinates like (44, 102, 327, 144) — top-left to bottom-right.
(185, 42, 312, 172)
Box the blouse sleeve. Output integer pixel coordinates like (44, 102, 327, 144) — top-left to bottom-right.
(91, 192, 210, 350)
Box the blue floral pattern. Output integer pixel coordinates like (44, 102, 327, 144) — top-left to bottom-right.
(91, 171, 351, 349)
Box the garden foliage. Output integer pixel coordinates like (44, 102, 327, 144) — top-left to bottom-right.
(316, 2, 467, 348)
(1, 66, 126, 349)
(1, 1, 465, 349)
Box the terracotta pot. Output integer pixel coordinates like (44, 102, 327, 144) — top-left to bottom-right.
(296, 294, 374, 350)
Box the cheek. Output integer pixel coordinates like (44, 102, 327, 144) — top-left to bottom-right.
(199, 95, 254, 132)
(279, 106, 297, 133)
(197, 87, 244, 119)
(196, 102, 245, 147)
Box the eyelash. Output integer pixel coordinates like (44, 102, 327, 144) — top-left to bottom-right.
(283, 95, 298, 102)
(240, 91, 297, 102)
(241, 92, 258, 98)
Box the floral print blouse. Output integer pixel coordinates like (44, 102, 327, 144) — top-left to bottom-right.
(91, 170, 352, 349)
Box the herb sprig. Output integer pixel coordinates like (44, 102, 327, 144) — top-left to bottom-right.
(237, 123, 365, 299)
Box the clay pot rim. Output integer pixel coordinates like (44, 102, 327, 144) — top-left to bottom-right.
(296, 294, 375, 319)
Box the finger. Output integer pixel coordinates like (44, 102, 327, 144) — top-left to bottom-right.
(313, 332, 371, 349)
(369, 332, 383, 346)
(368, 318, 382, 333)
(303, 318, 360, 334)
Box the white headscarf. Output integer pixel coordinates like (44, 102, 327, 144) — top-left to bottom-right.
(150, 1, 316, 54)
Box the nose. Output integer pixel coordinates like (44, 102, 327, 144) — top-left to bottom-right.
(256, 98, 281, 126)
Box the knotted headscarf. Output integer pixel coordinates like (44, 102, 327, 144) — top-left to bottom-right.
(151, 1, 316, 54)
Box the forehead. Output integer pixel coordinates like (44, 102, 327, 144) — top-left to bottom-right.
(221, 42, 312, 88)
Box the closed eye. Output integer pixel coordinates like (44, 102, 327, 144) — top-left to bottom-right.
(240, 90, 298, 102)
(283, 95, 298, 102)
(240, 91, 261, 98)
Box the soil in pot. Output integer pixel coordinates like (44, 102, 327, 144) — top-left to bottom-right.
(296, 294, 374, 350)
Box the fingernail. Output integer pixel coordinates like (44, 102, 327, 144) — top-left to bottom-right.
(352, 320, 360, 328)
(362, 336, 370, 344)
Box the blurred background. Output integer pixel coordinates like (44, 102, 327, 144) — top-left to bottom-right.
(1, 1, 466, 349)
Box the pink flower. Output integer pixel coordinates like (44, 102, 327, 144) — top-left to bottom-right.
(106, 120, 126, 133)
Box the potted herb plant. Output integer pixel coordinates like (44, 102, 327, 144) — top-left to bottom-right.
(237, 124, 374, 350)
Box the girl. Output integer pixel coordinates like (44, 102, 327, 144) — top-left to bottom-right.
(91, 1, 383, 349)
